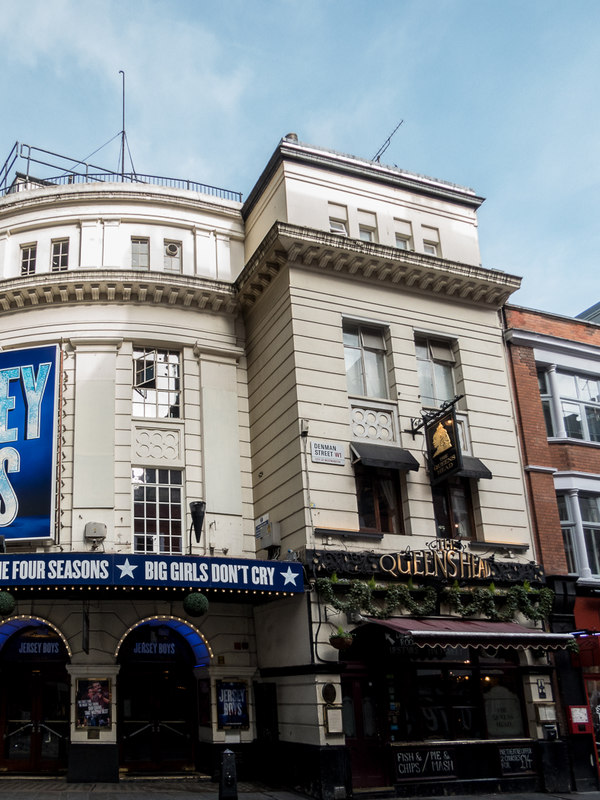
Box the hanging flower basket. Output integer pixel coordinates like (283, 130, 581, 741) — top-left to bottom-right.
(0, 591, 15, 616)
(183, 592, 209, 617)
(329, 631, 354, 650)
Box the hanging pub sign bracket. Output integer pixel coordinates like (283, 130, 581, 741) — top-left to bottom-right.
(405, 395, 464, 440)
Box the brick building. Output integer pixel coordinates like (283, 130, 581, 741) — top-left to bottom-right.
(504, 304, 600, 789)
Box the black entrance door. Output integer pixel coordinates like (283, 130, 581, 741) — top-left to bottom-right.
(119, 664, 196, 771)
(0, 666, 69, 772)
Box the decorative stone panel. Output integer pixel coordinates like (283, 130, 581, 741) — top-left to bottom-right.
(134, 426, 182, 463)
(350, 403, 396, 442)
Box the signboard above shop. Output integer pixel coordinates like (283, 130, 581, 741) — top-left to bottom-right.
(0, 553, 304, 592)
(0, 345, 59, 542)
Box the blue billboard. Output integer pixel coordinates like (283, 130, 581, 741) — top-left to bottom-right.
(0, 553, 304, 592)
(0, 345, 59, 541)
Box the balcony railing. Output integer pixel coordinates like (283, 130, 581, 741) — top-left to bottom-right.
(0, 142, 242, 202)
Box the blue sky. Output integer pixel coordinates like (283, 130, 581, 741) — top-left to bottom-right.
(0, 0, 598, 317)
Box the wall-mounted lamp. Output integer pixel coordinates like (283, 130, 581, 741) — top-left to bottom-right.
(190, 501, 207, 544)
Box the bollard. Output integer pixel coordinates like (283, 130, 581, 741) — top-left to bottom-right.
(219, 748, 238, 800)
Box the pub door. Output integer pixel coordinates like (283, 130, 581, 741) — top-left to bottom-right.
(118, 663, 196, 771)
(341, 670, 389, 789)
(0, 664, 69, 772)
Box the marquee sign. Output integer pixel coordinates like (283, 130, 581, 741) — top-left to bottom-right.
(0, 553, 304, 592)
(0, 344, 59, 542)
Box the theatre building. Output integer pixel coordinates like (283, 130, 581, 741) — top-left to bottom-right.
(0, 138, 574, 797)
(504, 304, 600, 790)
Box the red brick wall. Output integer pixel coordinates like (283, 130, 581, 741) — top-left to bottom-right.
(504, 305, 600, 577)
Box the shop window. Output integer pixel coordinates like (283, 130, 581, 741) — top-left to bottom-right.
(343, 322, 388, 398)
(132, 347, 180, 418)
(132, 467, 183, 555)
(51, 239, 69, 272)
(385, 647, 526, 743)
(164, 240, 182, 272)
(415, 337, 456, 408)
(355, 464, 403, 534)
(21, 243, 37, 276)
(131, 237, 150, 269)
(432, 477, 475, 540)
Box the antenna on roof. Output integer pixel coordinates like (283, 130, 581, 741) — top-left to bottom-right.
(119, 70, 126, 179)
(372, 120, 404, 163)
(117, 70, 137, 180)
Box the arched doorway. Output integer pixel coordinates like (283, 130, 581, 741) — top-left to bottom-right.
(0, 617, 71, 773)
(116, 616, 211, 773)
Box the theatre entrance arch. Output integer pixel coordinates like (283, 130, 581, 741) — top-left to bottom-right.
(116, 616, 211, 773)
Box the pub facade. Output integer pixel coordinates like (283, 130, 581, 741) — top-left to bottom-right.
(0, 137, 576, 797)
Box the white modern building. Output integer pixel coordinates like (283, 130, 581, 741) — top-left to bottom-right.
(0, 139, 573, 797)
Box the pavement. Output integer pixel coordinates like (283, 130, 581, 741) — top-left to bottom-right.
(0, 779, 600, 800)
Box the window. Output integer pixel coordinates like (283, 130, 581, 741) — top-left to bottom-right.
(432, 477, 474, 540)
(384, 647, 525, 743)
(329, 203, 348, 236)
(355, 464, 403, 534)
(539, 367, 600, 442)
(358, 210, 377, 243)
(21, 244, 37, 276)
(164, 240, 182, 272)
(558, 492, 600, 576)
(132, 237, 150, 269)
(415, 337, 456, 407)
(343, 323, 387, 398)
(394, 219, 413, 251)
(422, 225, 441, 257)
(132, 347, 180, 418)
(51, 239, 69, 272)
(132, 468, 183, 554)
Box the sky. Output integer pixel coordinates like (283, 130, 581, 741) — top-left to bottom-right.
(0, 0, 598, 318)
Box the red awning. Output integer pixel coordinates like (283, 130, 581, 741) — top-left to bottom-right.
(365, 616, 574, 650)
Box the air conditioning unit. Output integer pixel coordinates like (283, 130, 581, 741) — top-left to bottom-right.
(165, 242, 180, 257)
(84, 522, 107, 541)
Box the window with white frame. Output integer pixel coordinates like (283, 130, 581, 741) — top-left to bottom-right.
(394, 219, 413, 251)
(21, 243, 37, 276)
(132, 347, 180, 418)
(422, 225, 441, 257)
(51, 239, 69, 272)
(329, 202, 348, 236)
(343, 322, 388, 398)
(164, 240, 182, 272)
(132, 467, 183, 554)
(539, 367, 600, 443)
(415, 337, 456, 408)
(558, 492, 600, 576)
(358, 210, 377, 243)
(131, 237, 150, 269)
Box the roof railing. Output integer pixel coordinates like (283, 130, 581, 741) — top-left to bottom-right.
(0, 142, 242, 202)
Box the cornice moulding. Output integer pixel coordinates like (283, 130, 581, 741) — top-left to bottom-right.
(237, 222, 521, 309)
(0, 270, 237, 315)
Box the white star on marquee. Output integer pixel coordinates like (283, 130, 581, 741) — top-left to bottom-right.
(280, 566, 299, 586)
(116, 558, 138, 579)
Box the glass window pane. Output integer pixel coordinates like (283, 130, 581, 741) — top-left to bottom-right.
(562, 527, 577, 573)
(433, 361, 455, 404)
(344, 348, 364, 396)
(449, 484, 473, 539)
(556, 372, 578, 398)
(537, 369, 548, 395)
(580, 496, 600, 524)
(562, 402, 583, 438)
(585, 406, 600, 443)
(363, 350, 387, 398)
(343, 326, 359, 347)
(578, 376, 600, 402)
(541, 400, 554, 437)
(584, 528, 600, 575)
(556, 494, 569, 522)
(362, 328, 385, 350)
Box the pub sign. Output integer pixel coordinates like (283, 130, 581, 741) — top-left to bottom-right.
(425, 408, 462, 485)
